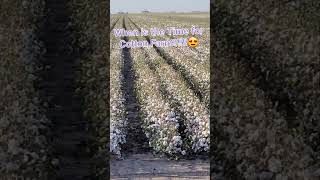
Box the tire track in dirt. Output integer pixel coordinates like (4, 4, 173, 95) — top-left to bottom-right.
(39, 1, 92, 179)
(120, 16, 151, 155)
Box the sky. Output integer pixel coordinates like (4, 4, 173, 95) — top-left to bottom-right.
(111, 0, 209, 14)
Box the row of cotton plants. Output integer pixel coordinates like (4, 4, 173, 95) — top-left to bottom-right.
(110, 18, 122, 52)
(110, 17, 117, 28)
(0, 0, 52, 179)
(161, 44, 210, 106)
(110, 46, 127, 157)
(131, 18, 210, 106)
(146, 14, 210, 28)
(130, 47, 185, 155)
(141, 45, 210, 153)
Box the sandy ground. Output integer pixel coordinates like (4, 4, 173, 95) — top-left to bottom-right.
(111, 153, 210, 180)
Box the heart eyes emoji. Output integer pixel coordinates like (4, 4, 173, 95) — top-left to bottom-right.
(188, 37, 199, 48)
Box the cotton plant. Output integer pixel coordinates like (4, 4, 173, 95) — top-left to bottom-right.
(131, 48, 185, 155)
(158, 64, 210, 152)
(143, 47, 210, 153)
(110, 19, 123, 52)
(110, 48, 127, 157)
(0, 0, 51, 178)
(163, 46, 210, 106)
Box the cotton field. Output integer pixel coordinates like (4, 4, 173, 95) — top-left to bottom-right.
(110, 13, 210, 158)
